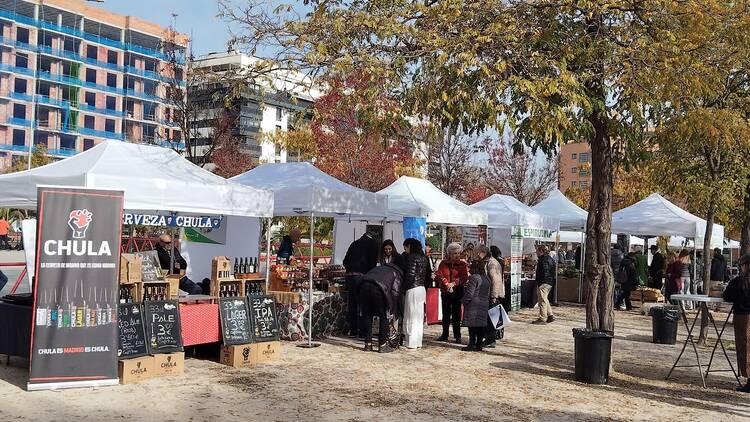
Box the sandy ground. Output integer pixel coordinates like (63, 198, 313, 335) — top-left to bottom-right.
(1, 302, 749, 422)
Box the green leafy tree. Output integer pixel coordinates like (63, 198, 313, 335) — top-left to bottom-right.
(5, 144, 53, 173)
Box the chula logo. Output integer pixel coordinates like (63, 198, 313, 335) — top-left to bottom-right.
(68, 209, 93, 239)
(161, 355, 177, 368)
(130, 361, 147, 375)
(242, 347, 250, 361)
(262, 345, 275, 357)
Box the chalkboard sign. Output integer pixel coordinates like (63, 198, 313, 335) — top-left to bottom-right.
(144, 300, 183, 354)
(249, 295, 279, 342)
(117, 304, 148, 358)
(219, 297, 253, 346)
(136, 251, 163, 282)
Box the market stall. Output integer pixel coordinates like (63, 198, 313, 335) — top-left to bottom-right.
(0, 141, 274, 386)
(231, 162, 389, 344)
(332, 176, 488, 324)
(470, 195, 559, 311)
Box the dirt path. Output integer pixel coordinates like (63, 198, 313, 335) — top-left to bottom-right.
(1, 305, 748, 421)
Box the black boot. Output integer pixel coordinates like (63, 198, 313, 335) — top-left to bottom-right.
(736, 380, 750, 392)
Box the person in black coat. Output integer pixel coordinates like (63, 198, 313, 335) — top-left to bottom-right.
(616, 252, 637, 310)
(532, 245, 556, 324)
(723, 254, 750, 392)
(343, 232, 380, 337)
(649, 245, 665, 289)
(358, 263, 403, 353)
(276, 229, 301, 263)
(155, 234, 202, 295)
(710, 248, 728, 283)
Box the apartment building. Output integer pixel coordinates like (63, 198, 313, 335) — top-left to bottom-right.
(559, 142, 592, 191)
(0, 0, 188, 171)
(190, 50, 319, 164)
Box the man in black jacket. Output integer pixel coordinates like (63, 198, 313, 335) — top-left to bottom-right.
(616, 252, 637, 310)
(358, 263, 403, 353)
(711, 248, 728, 284)
(649, 245, 666, 289)
(533, 245, 556, 324)
(343, 232, 379, 337)
(155, 234, 202, 295)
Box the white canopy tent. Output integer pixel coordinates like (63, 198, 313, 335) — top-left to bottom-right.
(231, 162, 389, 348)
(230, 162, 388, 217)
(612, 193, 724, 248)
(532, 190, 587, 231)
(552, 230, 643, 246)
(332, 176, 488, 263)
(0, 140, 273, 216)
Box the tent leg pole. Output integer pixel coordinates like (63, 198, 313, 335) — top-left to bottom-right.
(441, 225, 446, 256)
(299, 212, 320, 348)
(265, 217, 271, 293)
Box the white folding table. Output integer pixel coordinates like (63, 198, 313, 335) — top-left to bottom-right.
(666, 294, 741, 388)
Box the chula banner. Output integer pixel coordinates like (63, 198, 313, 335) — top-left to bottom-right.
(28, 187, 124, 391)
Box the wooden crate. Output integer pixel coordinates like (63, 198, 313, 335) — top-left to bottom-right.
(119, 282, 142, 304)
(211, 279, 244, 297)
(142, 281, 171, 301)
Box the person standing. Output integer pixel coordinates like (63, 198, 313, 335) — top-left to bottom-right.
(343, 231, 380, 337)
(0, 217, 10, 250)
(677, 249, 693, 309)
(483, 246, 505, 348)
(574, 245, 582, 270)
(378, 239, 404, 268)
(649, 245, 666, 290)
(616, 251, 637, 311)
(434, 243, 469, 343)
(634, 246, 648, 287)
(276, 228, 301, 263)
(358, 262, 404, 353)
(462, 245, 491, 352)
(723, 254, 750, 392)
(532, 245, 556, 324)
(710, 248, 728, 286)
(401, 238, 430, 349)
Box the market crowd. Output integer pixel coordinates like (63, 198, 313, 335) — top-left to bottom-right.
(341, 232, 557, 353)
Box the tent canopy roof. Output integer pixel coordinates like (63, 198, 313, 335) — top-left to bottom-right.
(377, 176, 487, 226)
(471, 194, 559, 231)
(0, 141, 273, 217)
(230, 162, 388, 217)
(612, 193, 723, 247)
(532, 190, 587, 231)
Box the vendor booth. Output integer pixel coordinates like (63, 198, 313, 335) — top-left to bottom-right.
(470, 195, 559, 311)
(0, 141, 274, 389)
(332, 176, 488, 324)
(231, 162, 389, 344)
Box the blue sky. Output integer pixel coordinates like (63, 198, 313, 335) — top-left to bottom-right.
(98, 0, 230, 56)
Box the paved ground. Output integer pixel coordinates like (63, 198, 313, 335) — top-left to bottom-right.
(1, 302, 748, 421)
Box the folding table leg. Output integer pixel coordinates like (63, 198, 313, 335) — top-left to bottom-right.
(705, 306, 741, 386)
(667, 302, 706, 387)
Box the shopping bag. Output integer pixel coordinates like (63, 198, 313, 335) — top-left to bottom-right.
(500, 304, 512, 327)
(488, 304, 503, 328)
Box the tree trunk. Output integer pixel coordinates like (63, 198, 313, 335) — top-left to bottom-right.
(741, 180, 750, 256)
(583, 112, 615, 333)
(697, 199, 716, 345)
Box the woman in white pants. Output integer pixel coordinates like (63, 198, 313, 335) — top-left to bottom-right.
(401, 238, 430, 349)
(678, 249, 694, 310)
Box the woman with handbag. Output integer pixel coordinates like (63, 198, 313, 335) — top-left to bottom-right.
(483, 246, 505, 348)
(462, 245, 491, 352)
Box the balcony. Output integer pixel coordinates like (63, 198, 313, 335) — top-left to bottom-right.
(5, 117, 33, 127)
(0, 62, 35, 77)
(47, 148, 78, 157)
(0, 9, 184, 64)
(0, 143, 31, 153)
(9, 91, 34, 102)
(78, 127, 124, 140)
(78, 103, 124, 117)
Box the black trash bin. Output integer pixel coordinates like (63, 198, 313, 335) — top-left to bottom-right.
(573, 328, 613, 385)
(650, 305, 679, 345)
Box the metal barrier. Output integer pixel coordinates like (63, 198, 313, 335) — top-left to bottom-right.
(0, 261, 28, 294)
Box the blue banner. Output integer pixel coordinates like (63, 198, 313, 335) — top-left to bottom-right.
(122, 213, 222, 229)
(403, 217, 427, 247)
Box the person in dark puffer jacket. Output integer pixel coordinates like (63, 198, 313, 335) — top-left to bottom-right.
(358, 263, 404, 353)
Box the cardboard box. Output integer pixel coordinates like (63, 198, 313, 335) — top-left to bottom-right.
(120, 254, 143, 283)
(118, 355, 155, 384)
(220, 344, 255, 368)
(152, 352, 185, 377)
(252, 341, 280, 363)
(212, 256, 233, 281)
(165, 275, 181, 298)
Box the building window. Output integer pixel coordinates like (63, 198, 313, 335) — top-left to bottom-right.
(38, 57, 52, 72)
(37, 31, 53, 47)
(126, 77, 136, 90)
(60, 134, 76, 150)
(274, 143, 281, 156)
(571, 167, 577, 174)
(571, 181, 577, 188)
(16, 27, 29, 44)
(37, 109, 49, 127)
(579, 152, 590, 163)
(14, 78, 27, 93)
(63, 38, 76, 52)
(84, 115, 95, 129)
(276, 107, 283, 121)
(37, 83, 51, 97)
(86, 68, 97, 83)
(107, 51, 118, 65)
(83, 139, 95, 150)
(13, 104, 26, 119)
(106, 73, 117, 88)
(12, 129, 25, 146)
(275, 124, 282, 132)
(85, 92, 96, 107)
(571, 153, 577, 160)
(105, 119, 115, 133)
(105, 96, 116, 110)
(87, 45, 98, 60)
(15, 54, 28, 69)
(579, 180, 589, 188)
